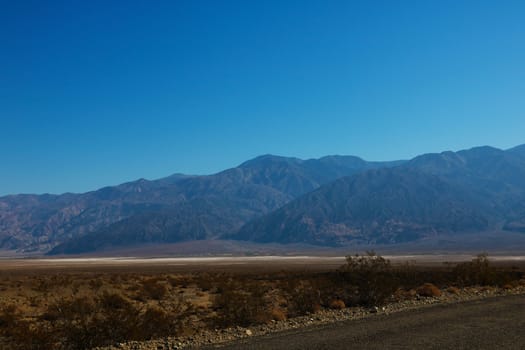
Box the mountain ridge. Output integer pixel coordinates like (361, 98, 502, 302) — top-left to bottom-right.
(231, 145, 525, 246)
(1, 153, 401, 253)
(2, 144, 524, 255)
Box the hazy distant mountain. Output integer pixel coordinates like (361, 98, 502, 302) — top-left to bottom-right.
(508, 144, 525, 159)
(232, 146, 525, 246)
(49, 155, 402, 254)
(0, 176, 191, 252)
(4, 144, 525, 255)
(232, 167, 490, 245)
(0, 154, 399, 253)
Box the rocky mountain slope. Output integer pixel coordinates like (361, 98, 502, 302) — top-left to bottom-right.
(3, 144, 525, 255)
(232, 146, 525, 246)
(0, 155, 399, 253)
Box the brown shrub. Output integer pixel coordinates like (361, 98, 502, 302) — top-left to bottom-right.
(407, 289, 417, 297)
(41, 297, 96, 322)
(416, 283, 441, 297)
(328, 299, 345, 310)
(284, 281, 321, 317)
(393, 288, 417, 301)
(88, 278, 104, 291)
(139, 279, 168, 300)
(502, 284, 513, 290)
(270, 308, 286, 321)
(452, 253, 498, 286)
(98, 292, 132, 310)
(212, 280, 271, 327)
(446, 286, 461, 295)
(0, 304, 24, 342)
(137, 305, 189, 339)
(339, 251, 396, 306)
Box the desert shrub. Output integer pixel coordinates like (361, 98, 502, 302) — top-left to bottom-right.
(50, 274, 73, 287)
(0, 304, 18, 332)
(140, 293, 193, 339)
(9, 321, 56, 350)
(193, 272, 216, 292)
(328, 299, 346, 310)
(339, 251, 397, 306)
(138, 306, 180, 339)
(0, 304, 41, 350)
(88, 278, 104, 291)
(139, 278, 168, 300)
(416, 283, 441, 297)
(98, 291, 132, 310)
(270, 308, 286, 321)
(446, 286, 461, 295)
(453, 253, 491, 285)
(1, 304, 56, 350)
(41, 297, 96, 322)
(450, 253, 516, 286)
(32, 278, 52, 293)
(39, 293, 140, 349)
(284, 280, 321, 317)
(0, 273, 198, 350)
(212, 280, 270, 327)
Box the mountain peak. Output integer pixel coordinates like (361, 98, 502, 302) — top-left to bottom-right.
(239, 154, 303, 168)
(457, 145, 503, 157)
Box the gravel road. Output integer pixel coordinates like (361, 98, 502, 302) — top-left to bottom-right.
(202, 295, 525, 350)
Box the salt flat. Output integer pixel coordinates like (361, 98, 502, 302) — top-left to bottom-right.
(1, 254, 524, 272)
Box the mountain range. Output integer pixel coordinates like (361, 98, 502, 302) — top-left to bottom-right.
(1, 144, 524, 255)
(0, 155, 400, 254)
(234, 145, 525, 246)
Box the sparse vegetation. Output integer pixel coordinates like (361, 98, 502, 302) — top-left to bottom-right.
(0, 254, 523, 349)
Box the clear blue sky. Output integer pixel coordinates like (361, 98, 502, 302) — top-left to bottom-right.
(1, 0, 524, 195)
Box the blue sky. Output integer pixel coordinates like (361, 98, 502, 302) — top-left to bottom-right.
(1, 0, 524, 195)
